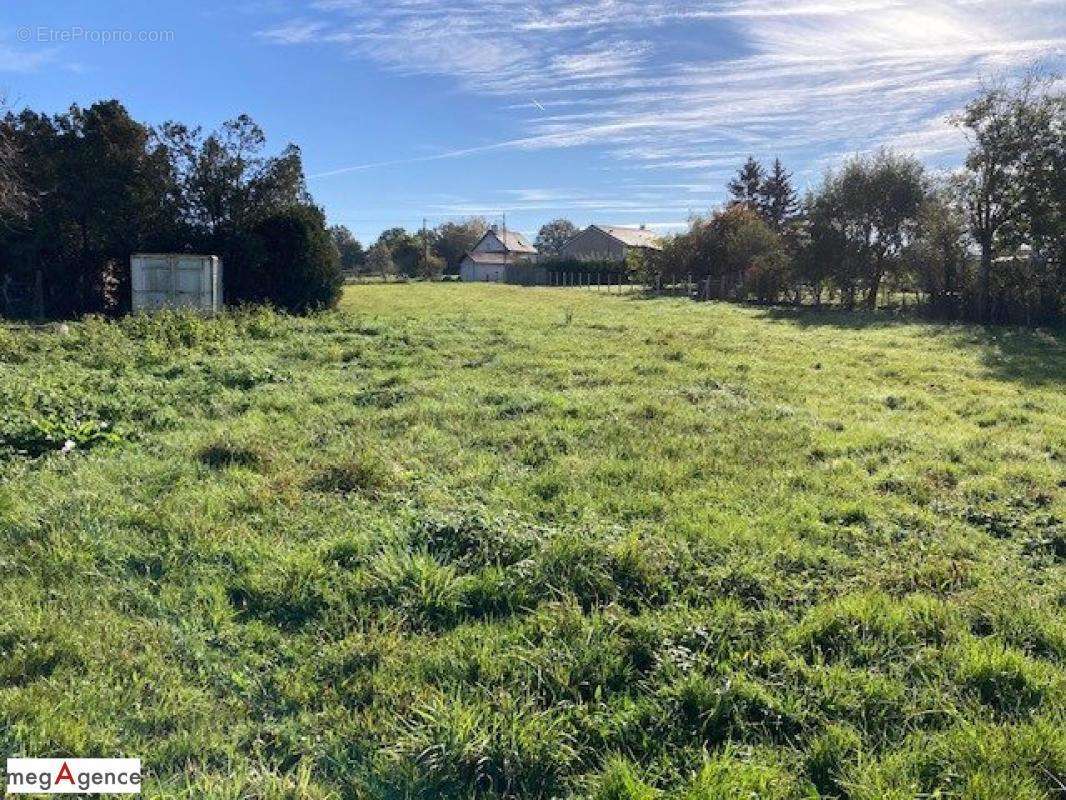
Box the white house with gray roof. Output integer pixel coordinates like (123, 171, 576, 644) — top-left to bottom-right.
(560, 225, 662, 263)
(459, 227, 539, 282)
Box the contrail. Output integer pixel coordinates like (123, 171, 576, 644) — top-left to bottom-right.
(307, 140, 518, 179)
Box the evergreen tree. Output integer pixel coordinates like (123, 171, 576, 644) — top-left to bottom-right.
(727, 157, 764, 211)
(761, 158, 798, 229)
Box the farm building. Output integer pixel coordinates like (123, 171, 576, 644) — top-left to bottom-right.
(560, 224, 662, 262)
(459, 227, 538, 282)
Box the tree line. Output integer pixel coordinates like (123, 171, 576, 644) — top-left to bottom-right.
(2, 75, 1059, 325)
(333, 217, 583, 280)
(640, 74, 1063, 325)
(0, 100, 342, 317)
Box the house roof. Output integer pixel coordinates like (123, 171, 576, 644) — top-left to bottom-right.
(487, 228, 538, 254)
(592, 225, 662, 250)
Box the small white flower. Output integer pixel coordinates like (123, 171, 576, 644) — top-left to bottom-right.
(60, 439, 76, 454)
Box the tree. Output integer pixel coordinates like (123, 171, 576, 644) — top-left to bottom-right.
(1000, 75, 1064, 323)
(0, 100, 335, 318)
(1016, 86, 1065, 272)
(0, 98, 27, 222)
(433, 217, 488, 273)
(244, 204, 342, 313)
(698, 205, 790, 301)
(728, 157, 765, 213)
(329, 225, 365, 272)
(375, 227, 422, 277)
(156, 114, 313, 306)
(950, 72, 1063, 322)
(646, 229, 697, 287)
(761, 158, 798, 229)
(418, 251, 445, 280)
(797, 188, 853, 307)
(366, 242, 395, 281)
(807, 150, 925, 309)
(0, 100, 176, 316)
(903, 188, 970, 317)
(535, 218, 578, 256)
(158, 115, 308, 238)
(953, 82, 1025, 321)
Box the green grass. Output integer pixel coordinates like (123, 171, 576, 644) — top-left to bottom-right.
(1, 283, 1063, 798)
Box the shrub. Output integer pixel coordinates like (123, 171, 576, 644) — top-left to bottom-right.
(227, 204, 343, 314)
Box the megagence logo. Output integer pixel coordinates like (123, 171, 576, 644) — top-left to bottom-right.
(6, 759, 141, 794)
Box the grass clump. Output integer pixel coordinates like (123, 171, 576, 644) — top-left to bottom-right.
(955, 641, 1055, 718)
(197, 438, 268, 470)
(387, 692, 577, 797)
(310, 450, 394, 495)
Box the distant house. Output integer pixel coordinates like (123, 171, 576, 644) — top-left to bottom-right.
(560, 225, 662, 263)
(459, 227, 538, 282)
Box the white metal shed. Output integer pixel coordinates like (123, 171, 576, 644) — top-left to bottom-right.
(130, 253, 222, 312)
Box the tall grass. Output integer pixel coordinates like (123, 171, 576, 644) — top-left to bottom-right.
(0, 285, 1062, 797)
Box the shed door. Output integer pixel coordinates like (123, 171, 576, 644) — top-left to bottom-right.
(137, 256, 173, 310)
(175, 257, 207, 307)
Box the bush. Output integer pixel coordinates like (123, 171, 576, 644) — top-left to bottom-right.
(225, 204, 343, 313)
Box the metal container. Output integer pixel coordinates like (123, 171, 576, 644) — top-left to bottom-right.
(130, 254, 222, 312)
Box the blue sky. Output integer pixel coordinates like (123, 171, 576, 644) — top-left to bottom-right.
(1, 1, 1062, 244)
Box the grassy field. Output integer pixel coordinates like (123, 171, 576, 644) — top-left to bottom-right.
(1, 283, 1064, 799)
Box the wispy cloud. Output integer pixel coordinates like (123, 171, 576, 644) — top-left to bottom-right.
(261, 0, 1064, 196)
(0, 43, 60, 73)
(550, 40, 652, 79)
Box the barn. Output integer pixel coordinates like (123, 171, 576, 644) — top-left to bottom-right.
(560, 224, 662, 263)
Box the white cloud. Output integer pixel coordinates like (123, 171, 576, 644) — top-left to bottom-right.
(0, 44, 60, 73)
(551, 40, 651, 79)
(264, 0, 1065, 189)
(257, 19, 330, 45)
